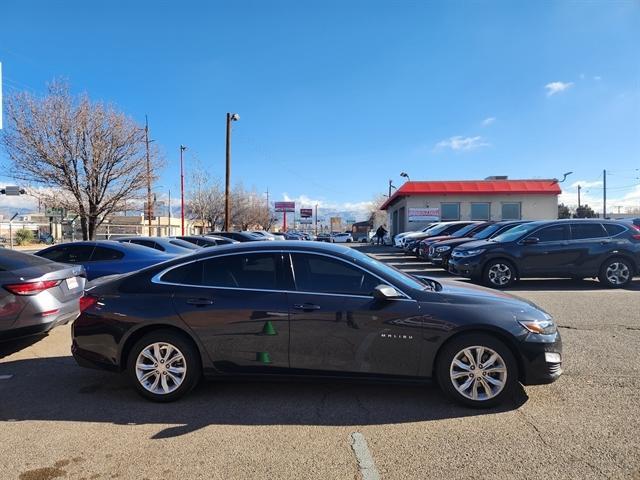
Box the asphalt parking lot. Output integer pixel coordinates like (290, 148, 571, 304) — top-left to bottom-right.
(1, 244, 639, 480)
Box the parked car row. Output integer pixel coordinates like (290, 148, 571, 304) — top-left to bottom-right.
(1, 233, 565, 408)
(395, 219, 640, 289)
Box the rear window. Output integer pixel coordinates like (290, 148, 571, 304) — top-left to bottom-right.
(0, 249, 52, 271)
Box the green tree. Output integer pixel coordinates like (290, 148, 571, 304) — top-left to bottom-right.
(557, 203, 571, 219)
(574, 204, 597, 218)
(15, 229, 35, 246)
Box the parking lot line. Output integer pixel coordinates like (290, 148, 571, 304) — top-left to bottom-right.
(350, 432, 381, 480)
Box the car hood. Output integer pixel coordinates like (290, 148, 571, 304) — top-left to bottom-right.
(420, 234, 454, 244)
(452, 239, 497, 251)
(430, 237, 475, 248)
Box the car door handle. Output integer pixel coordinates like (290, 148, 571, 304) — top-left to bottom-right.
(293, 303, 321, 311)
(186, 298, 214, 306)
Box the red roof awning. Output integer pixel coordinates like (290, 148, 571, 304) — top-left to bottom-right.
(380, 180, 561, 210)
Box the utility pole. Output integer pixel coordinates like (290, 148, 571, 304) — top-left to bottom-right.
(180, 145, 186, 235)
(224, 113, 240, 231)
(315, 204, 318, 236)
(168, 189, 171, 236)
(388, 179, 393, 198)
(145, 116, 152, 236)
(577, 185, 581, 209)
(603, 169, 607, 219)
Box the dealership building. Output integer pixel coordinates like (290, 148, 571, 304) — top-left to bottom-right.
(380, 177, 561, 236)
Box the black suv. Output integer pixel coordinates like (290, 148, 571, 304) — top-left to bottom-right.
(448, 219, 640, 288)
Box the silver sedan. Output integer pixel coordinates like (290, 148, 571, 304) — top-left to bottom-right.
(0, 249, 86, 341)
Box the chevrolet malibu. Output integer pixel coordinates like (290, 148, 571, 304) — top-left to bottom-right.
(72, 242, 562, 407)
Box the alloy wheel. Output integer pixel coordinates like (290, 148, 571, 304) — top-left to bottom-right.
(605, 262, 630, 286)
(449, 346, 507, 401)
(487, 263, 512, 286)
(135, 342, 187, 395)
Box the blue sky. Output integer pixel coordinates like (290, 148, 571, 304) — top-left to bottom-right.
(1, 0, 639, 217)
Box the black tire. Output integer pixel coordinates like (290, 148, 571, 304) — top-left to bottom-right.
(482, 259, 516, 289)
(126, 329, 202, 402)
(436, 333, 518, 408)
(598, 257, 634, 288)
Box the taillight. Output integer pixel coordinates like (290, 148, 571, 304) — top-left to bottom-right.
(79, 294, 98, 312)
(3, 280, 62, 296)
(630, 224, 640, 240)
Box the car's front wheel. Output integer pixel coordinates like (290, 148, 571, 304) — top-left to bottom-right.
(436, 333, 518, 408)
(483, 259, 516, 289)
(598, 257, 633, 288)
(127, 330, 201, 402)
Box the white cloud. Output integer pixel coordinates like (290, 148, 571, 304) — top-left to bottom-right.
(545, 81, 574, 96)
(435, 136, 490, 151)
(559, 183, 640, 214)
(570, 180, 603, 188)
(281, 193, 374, 221)
(481, 117, 496, 126)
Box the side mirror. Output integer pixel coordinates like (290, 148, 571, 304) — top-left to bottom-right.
(522, 237, 539, 245)
(372, 284, 402, 300)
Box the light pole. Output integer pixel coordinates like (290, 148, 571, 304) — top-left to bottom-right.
(180, 145, 186, 235)
(400, 172, 410, 182)
(224, 113, 240, 231)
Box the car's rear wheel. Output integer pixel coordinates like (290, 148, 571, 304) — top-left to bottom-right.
(598, 257, 633, 288)
(436, 333, 518, 408)
(127, 330, 201, 402)
(483, 259, 516, 289)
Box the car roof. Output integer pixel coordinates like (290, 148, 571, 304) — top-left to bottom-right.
(38, 240, 170, 256)
(171, 240, 355, 260)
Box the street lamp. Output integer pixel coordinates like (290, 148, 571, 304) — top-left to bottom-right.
(400, 172, 410, 182)
(180, 145, 187, 235)
(558, 171, 573, 183)
(224, 113, 240, 231)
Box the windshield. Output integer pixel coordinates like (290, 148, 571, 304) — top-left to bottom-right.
(491, 223, 539, 243)
(423, 223, 451, 236)
(472, 223, 503, 240)
(451, 223, 481, 238)
(348, 248, 432, 291)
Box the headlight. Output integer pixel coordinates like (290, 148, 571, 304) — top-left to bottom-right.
(519, 319, 557, 334)
(454, 248, 485, 257)
(435, 246, 451, 253)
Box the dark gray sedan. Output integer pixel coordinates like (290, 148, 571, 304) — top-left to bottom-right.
(1, 249, 86, 341)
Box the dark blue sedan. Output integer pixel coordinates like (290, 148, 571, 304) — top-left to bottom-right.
(36, 241, 176, 280)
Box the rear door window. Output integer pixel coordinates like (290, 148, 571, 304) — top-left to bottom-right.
(570, 223, 608, 240)
(130, 239, 164, 251)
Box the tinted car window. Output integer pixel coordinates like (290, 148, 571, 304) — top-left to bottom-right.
(291, 253, 379, 296)
(38, 245, 94, 263)
(91, 246, 125, 261)
(603, 223, 626, 236)
(131, 239, 164, 251)
(201, 253, 278, 289)
(529, 225, 568, 243)
(161, 253, 280, 289)
(570, 223, 608, 240)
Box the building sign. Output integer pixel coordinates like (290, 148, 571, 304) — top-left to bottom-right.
(299, 219, 312, 224)
(300, 208, 313, 218)
(408, 207, 440, 222)
(275, 201, 295, 212)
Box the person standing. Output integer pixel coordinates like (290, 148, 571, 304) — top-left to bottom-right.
(375, 225, 387, 245)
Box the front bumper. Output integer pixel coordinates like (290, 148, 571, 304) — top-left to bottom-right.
(519, 331, 563, 385)
(448, 256, 483, 278)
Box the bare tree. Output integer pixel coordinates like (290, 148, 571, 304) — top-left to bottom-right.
(368, 194, 388, 228)
(231, 184, 273, 230)
(185, 164, 224, 232)
(1, 80, 161, 240)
